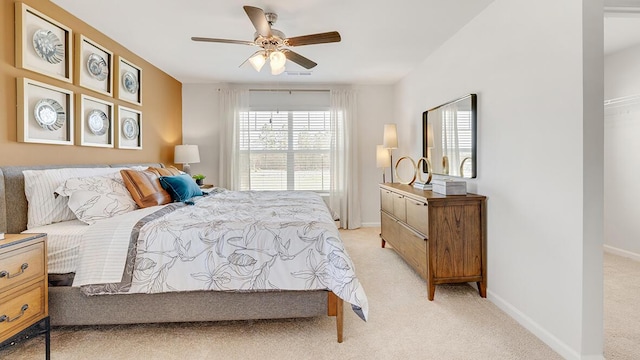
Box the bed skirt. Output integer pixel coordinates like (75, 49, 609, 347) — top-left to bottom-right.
(49, 286, 328, 326)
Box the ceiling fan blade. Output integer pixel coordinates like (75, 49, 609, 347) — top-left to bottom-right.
(285, 31, 341, 47)
(243, 6, 272, 38)
(283, 50, 317, 69)
(191, 37, 255, 46)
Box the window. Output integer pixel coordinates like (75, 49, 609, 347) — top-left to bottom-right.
(442, 109, 473, 176)
(239, 110, 332, 192)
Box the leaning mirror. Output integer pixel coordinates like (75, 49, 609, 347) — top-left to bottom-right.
(423, 94, 477, 178)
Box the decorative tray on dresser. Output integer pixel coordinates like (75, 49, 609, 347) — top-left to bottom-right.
(379, 183, 486, 300)
(0, 233, 50, 359)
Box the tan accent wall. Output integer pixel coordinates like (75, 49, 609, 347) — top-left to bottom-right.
(0, 0, 182, 166)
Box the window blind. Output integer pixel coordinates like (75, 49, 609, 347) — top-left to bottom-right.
(239, 110, 332, 191)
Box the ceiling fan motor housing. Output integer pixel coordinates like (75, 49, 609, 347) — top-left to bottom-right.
(254, 28, 286, 49)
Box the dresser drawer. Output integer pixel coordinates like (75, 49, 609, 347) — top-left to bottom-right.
(381, 211, 427, 280)
(0, 280, 46, 342)
(405, 197, 428, 237)
(392, 193, 406, 222)
(0, 242, 45, 293)
(380, 188, 394, 214)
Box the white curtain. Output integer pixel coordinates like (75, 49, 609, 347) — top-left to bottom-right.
(329, 89, 361, 229)
(217, 89, 249, 190)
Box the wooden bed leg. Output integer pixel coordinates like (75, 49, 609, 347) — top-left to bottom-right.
(327, 292, 344, 343)
(327, 291, 337, 316)
(336, 296, 344, 343)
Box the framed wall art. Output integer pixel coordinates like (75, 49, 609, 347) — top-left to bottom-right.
(15, 2, 73, 83)
(116, 56, 142, 105)
(116, 106, 142, 150)
(78, 94, 114, 148)
(76, 35, 113, 96)
(17, 77, 74, 145)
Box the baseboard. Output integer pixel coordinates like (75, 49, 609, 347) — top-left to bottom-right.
(603, 244, 640, 261)
(487, 290, 597, 360)
(360, 222, 380, 228)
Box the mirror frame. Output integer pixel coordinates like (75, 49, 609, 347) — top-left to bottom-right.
(422, 94, 477, 178)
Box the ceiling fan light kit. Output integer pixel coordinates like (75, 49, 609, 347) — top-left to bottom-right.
(249, 52, 266, 71)
(269, 50, 286, 73)
(192, 5, 341, 76)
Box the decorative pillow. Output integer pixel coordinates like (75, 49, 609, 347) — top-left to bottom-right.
(120, 169, 173, 208)
(158, 174, 203, 203)
(54, 174, 138, 225)
(148, 166, 182, 177)
(23, 167, 123, 229)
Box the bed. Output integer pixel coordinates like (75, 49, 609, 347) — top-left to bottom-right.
(0, 163, 368, 342)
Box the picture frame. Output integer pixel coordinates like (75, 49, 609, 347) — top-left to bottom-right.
(15, 2, 72, 83)
(78, 94, 114, 148)
(76, 35, 113, 96)
(17, 77, 74, 145)
(116, 106, 142, 150)
(116, 56, 142, 105)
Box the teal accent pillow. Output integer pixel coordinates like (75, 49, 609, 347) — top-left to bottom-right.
(158, 174, 203, 204)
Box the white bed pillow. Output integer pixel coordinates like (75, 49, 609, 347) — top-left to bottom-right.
(54, 173, 138, 225)
(23, 167, 123, 229)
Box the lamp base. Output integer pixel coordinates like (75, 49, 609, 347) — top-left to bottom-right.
(389, 151, 394, 183)
(182, 163, 191, 175)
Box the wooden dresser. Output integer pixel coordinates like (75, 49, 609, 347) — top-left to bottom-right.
(0, 233, 49, 359)
(379, 183, 486, 300)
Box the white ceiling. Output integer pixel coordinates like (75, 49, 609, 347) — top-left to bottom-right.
(50, 0, 640, 84)
(51, 0, 495, 84)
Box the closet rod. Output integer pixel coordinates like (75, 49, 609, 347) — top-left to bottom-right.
(604, 94, 640, 106)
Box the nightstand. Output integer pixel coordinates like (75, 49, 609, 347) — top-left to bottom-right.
(199, 184, 216, 193)
(0, 233, 49, 359)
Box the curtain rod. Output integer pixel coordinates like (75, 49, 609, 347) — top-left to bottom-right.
(248, 89, 329, 93)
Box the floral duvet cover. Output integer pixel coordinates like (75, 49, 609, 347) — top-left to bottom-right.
(76, 190, 368, 321)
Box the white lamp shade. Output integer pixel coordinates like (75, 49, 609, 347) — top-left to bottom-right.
(383, 124, 398, 149)
(376, 145, 391, 168)
(174, 144, 200, 164)
(271, 64, 286, 75)
(270, 51, 286, 74)
(249, 52, 266, 72)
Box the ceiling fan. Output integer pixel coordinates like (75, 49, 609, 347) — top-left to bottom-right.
(191, 6, 341, 75)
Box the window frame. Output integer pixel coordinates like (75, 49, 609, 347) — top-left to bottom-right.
(239, 107, 332, 192)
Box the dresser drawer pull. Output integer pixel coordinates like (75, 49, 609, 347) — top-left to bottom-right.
(0, 263, 29, 279)
(0, 304, 29, 323)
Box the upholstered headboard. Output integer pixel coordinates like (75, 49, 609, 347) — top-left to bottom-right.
(0, 163, 163, 234)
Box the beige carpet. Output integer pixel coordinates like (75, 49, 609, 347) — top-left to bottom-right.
(603, 252, 640, 360)
(5, 227, 634, 360)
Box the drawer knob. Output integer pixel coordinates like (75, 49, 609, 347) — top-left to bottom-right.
(0, 263, 29, 279)
(0, 304, 29, 323)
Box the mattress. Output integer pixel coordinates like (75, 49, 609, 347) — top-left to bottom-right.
(22, 219, 89, 274)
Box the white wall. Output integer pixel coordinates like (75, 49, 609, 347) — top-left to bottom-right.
(394, 0, 603, 358)
(182, 83, 394, 226)
(604, 44, 640, 260)
(182, 83, 223, 183)
(355, 85, 395, 226)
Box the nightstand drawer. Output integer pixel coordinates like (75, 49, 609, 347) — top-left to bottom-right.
(0, 242, 45, 293)
(0, 280, 46, 342)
